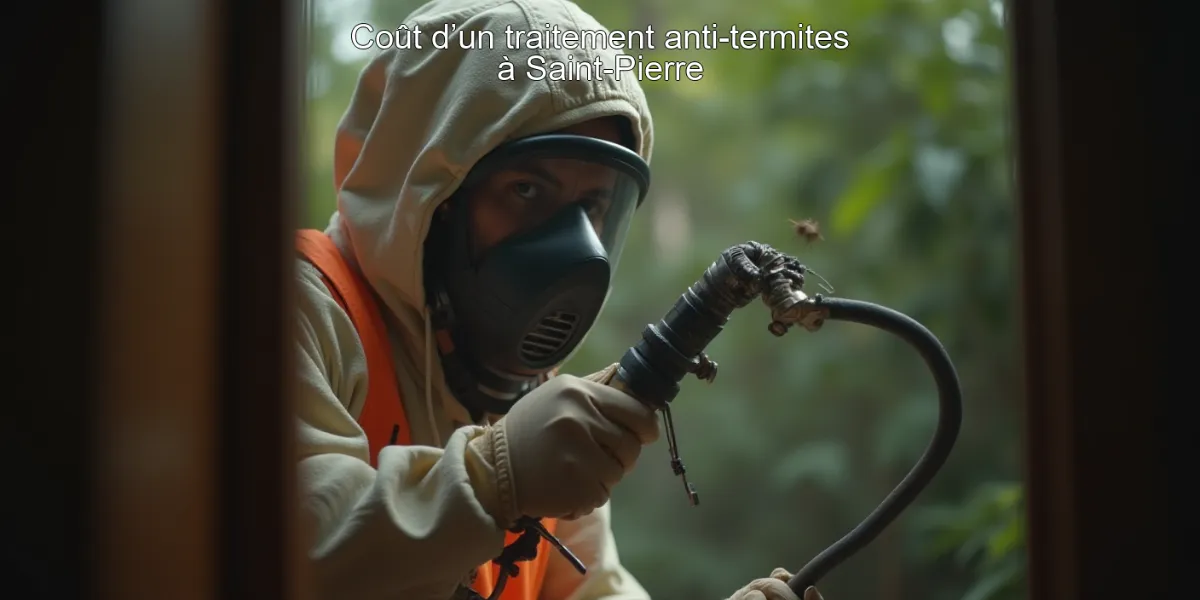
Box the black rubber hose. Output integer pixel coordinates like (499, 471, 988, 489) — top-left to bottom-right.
(786, 296, 963, 594)
(610, 242, 963, 593)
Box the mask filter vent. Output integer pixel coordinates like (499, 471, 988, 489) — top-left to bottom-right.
(519, 311, 579, 364)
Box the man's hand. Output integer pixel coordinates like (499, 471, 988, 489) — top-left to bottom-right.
(726, 569, 825, 600)
(468, 372, 660, 526)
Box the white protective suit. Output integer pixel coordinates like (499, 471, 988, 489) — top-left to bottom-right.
(293, 0, 654, 599)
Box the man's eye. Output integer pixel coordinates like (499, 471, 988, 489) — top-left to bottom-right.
(580, 197, 609, 217)
(512, 181, 540, 200)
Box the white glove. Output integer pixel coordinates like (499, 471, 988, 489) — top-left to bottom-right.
(727, 569, 825, 600)
(468, 367, 660, 526)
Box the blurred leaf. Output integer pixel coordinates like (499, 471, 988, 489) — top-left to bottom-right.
(769, 440, 849, 492)
(961, 561, 1023, 600)
(830, 164, 888, 235)
(986, 513, 1022, 561)
(829, 131, 906, 235)
(915, 482, 1026, 598)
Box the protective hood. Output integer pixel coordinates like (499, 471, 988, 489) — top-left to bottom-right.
(325, 0, 654, 428)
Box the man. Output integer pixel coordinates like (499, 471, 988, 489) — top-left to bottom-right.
(294, 1, 827, 599)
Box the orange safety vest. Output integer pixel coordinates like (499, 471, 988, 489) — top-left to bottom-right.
(296, 229, 557, 600)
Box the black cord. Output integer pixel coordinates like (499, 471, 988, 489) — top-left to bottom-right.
(787, 296, 963, 593)
(466, 523, 541, 600)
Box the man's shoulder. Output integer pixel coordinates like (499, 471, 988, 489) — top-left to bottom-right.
(294, 257, 350, 326)
(293, 256, 369, 374)
(295, 258, 335, 299)
(294, 256, 323, 284)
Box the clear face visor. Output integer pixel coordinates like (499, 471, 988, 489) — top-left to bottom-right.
(456, 135, 650, 273)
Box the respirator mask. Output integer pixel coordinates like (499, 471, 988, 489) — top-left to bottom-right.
(425, 134, 651, 419)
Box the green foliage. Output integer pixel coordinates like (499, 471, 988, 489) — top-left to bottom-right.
(914, 483, 1026, 600)
(302, 0, 1024, 597)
